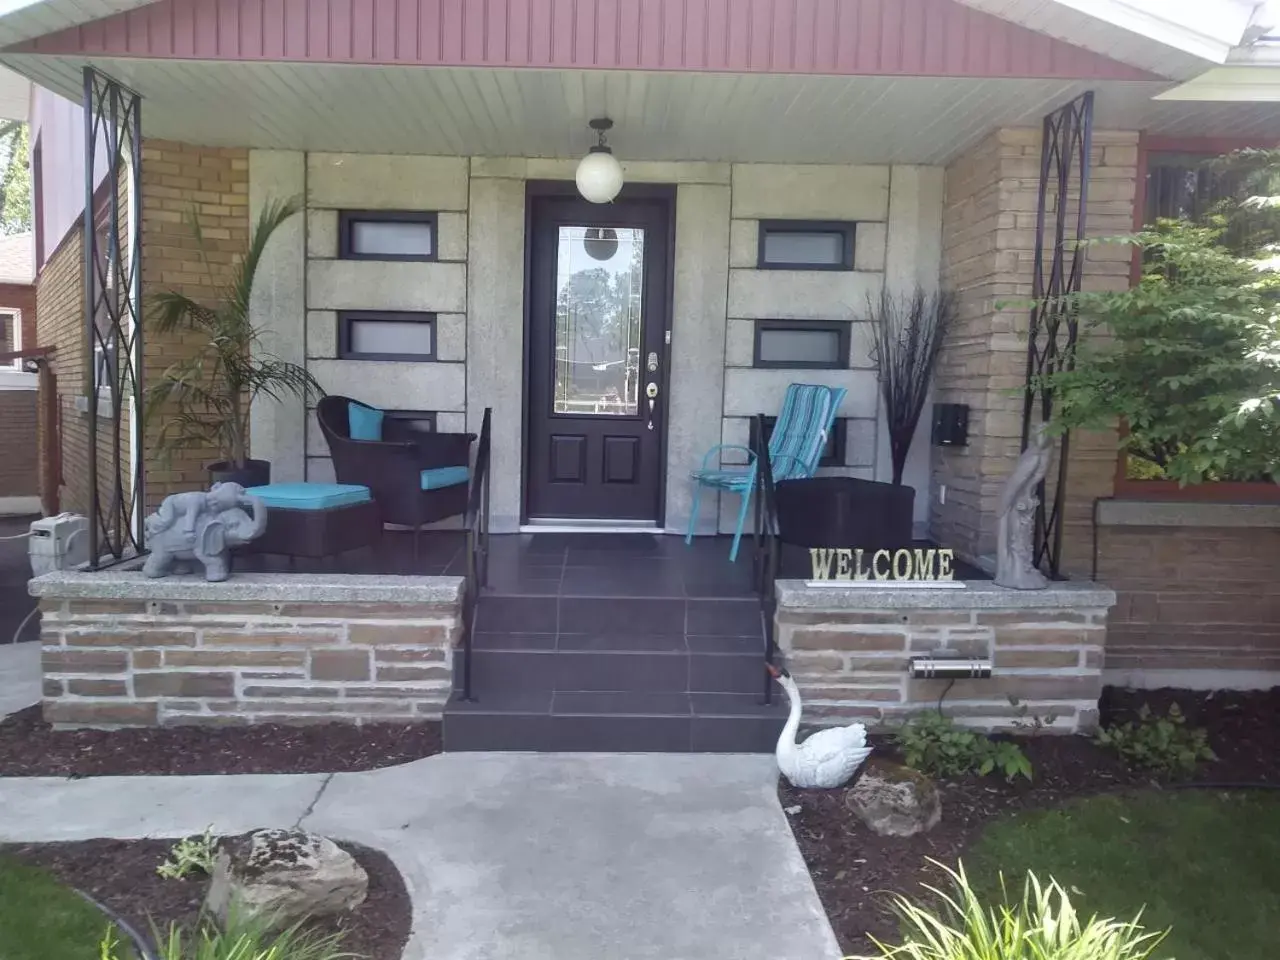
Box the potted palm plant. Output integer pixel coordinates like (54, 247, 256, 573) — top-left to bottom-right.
(148, 197, 322, 488)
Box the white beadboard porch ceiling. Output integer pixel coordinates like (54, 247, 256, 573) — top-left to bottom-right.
(7, 55, 1280, 163)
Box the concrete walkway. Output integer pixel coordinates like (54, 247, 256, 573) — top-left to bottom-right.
(0, 753, 841, 960)
(0, 640, 39, 717)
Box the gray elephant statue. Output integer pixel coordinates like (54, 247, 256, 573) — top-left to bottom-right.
(142, 482, 269, 582)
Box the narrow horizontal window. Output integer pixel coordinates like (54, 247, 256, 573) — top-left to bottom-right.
(753, 319, 849, 369)
(338, 311, 436, 361)
(757, 220, 855, 270)
(752, 416, 848, 468)
(339, 211, 437, 261)
(383, 410, 438, 437)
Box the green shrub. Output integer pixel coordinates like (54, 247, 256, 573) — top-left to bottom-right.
(894, 712, 1033, 783)
(851, 860, 1171, 960)
(156, 827, 218, 881)
(1095, 703, 1216, 777)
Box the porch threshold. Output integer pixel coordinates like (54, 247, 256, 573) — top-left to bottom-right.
(519, 521, 659, 534)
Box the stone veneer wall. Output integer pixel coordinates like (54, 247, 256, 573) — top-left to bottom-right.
(933, 127, 1137, 574)
(776, 581, 1114, 733)
(33, 571, 462, 728)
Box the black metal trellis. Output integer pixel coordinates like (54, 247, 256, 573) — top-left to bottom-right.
(84, 68, 144, 569)
(1020, 91, 1093, 580)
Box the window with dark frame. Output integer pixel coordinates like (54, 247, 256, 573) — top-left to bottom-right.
(338, 311, 437, 361)
(751, 416, 847, 469)
(757, 220, 855, 270)
(339, 211, 438, 261)
(383, 410, 438, 436)
(752, 319, 850, 369)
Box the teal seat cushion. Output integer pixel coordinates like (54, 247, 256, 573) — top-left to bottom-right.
(420, 466, 470, 491)
(348, 402, 384, 441)
(245, 483, 372, 511)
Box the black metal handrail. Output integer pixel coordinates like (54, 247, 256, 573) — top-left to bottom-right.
(460, 407, 492, 701)
(750, 413, 781, 705)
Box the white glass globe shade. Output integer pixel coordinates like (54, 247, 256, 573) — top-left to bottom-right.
(575, 150, 624, 204)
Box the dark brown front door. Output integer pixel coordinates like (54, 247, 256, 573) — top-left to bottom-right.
(525, 188, 672, 522)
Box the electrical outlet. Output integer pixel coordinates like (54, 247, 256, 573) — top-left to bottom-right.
(939, 484, 947, 505)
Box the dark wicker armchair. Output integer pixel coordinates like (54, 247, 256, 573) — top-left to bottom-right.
(317, 396, 476, 558)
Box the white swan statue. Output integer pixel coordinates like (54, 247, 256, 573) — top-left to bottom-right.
(767, 663, 872, 788)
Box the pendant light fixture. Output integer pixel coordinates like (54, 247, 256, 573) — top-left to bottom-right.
(575, 118, 624, 204)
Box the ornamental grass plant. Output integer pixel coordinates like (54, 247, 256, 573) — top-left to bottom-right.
(851, 861, 1170, 960)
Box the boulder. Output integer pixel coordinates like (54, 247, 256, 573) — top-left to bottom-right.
(204, 828, 368, 929)
(844, 760, 942, 837)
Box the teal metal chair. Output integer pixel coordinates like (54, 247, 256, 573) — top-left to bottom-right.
(685, 383, 847, 561)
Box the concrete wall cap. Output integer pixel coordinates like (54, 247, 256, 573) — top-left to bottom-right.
(1096, 498, 1280, 529)
(29, 568, 464, 604)
(776, 579, 1116, 610)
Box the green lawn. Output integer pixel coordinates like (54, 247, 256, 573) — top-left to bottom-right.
(966, 790, 1280, 960)
(0, 853, 122, 960)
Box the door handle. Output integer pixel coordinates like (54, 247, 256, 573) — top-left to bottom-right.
(646, 382, 658, 430)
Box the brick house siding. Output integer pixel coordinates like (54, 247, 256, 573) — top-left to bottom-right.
(0, 388, 38, 500)
(34, 140, 249, 521)
(35, 227, 92, 516)
(934, 126, 1280, 689)
(141, 141, 250, 509)
(1100, 524, 1280, 683)
(0, 278, 38, 506)
(933, 126, 1137, 574)
(0, 282, 35, 355)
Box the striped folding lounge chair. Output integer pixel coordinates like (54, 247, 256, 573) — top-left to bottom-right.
(685, 382, 846, 561)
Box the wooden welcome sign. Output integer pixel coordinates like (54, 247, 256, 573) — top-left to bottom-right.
(809, 547, 957, 582)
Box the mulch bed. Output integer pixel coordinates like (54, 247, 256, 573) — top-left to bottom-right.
(0, 706, 441, 776)
(781, 686, 1280, 955)
(3, 836, 411, 960)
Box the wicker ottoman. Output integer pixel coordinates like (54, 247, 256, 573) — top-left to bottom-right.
(240, 483, 382, 560)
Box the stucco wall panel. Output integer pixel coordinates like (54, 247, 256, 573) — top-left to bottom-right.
(307, 261, 467, 313)
(308, 359, 466, 412)
(307, 154, 468, 211)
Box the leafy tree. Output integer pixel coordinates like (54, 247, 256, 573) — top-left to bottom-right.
(0, 121, 29, 235)
(1044, 154, 1280, 484)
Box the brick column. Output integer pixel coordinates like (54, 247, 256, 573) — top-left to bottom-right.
(933, 128, 1136, 573)
(141, 141, 250, 509)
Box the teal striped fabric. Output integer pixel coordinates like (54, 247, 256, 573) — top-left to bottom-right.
(692, 383, 846, 490)
(687, 382, 846, 561)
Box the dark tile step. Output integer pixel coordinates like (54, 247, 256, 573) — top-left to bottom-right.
(473, 595, 764, 636)
(443, 689, 786, 753)
(453, 647, 770, 694)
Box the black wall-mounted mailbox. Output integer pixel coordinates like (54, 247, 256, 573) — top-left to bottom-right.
(931, 403, 970, 447)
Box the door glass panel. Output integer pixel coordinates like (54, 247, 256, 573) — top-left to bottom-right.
(553, 226, 644, 416)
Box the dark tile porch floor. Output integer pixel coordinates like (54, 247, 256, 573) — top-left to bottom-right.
(238, 528, 761, 594)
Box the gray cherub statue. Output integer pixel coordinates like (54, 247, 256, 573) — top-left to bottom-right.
(994, 423, 1052, 590)
(142, 482, 269, 582)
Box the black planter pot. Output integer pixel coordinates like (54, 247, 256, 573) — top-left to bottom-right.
(208, 459, 271, 489)
(774, 476, 915, 578)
